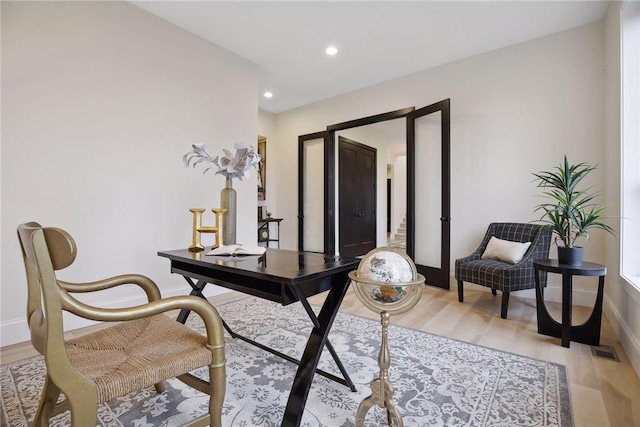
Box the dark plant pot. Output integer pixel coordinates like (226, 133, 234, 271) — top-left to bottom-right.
(558, 246, 584, 266)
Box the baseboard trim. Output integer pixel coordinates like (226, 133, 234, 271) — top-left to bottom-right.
(603, 294, 640, 379)
(0, 286, 229, 348)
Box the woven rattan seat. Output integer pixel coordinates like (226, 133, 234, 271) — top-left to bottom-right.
(66, 314, 212, 403)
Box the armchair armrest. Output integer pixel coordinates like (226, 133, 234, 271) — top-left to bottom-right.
(59, 292, 225, 347)
(516, 225, 551, 265)
(58, 274, 161, 302)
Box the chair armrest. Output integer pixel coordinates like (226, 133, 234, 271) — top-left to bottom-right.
(515, 226, 551, 265)
(58, 274, 161, 302)
(59, 292, 225, 347)
(455, 252, 482, 266)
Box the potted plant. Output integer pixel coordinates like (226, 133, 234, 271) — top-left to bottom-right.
(532, 155, 614, 266)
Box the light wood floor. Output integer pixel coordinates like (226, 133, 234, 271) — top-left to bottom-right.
(2, 286, 639, 427)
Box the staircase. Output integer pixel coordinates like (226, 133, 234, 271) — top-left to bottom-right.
(395, 217, 407, 241)
(388, 216, 407, 249)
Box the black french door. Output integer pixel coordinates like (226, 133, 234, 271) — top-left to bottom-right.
(407, 99, 451, 289)
(297, 100, 451, 290)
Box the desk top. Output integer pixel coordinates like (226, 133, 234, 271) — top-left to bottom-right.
(158, 248, 360, 284)
(534, 259, 607, 276)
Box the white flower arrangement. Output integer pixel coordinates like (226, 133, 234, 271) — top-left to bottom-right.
(183, 142, 261, 181)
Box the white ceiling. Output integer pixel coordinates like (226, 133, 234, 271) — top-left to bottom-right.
(132, 1, 609, 114)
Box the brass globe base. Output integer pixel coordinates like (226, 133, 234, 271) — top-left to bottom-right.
(355, 378, 403, 427)
(354, 311, 403, 427)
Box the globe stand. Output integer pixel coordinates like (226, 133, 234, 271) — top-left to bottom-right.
(355, 311, 404, 427)
(348, 247, 425, 427)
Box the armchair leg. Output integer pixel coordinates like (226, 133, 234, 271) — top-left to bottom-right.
(34, 375, 60, 427)
(457, 280, 463, 302)
(501, 292, 510, 319)
(66, 389, 98, 427)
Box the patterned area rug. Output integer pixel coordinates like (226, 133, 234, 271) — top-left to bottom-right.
(1, 296, 573, 427)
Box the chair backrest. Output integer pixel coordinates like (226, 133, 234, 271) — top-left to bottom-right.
(484, 222, 552, 259)
(489, 223, 545, 243)
(17, 222, 77, 359)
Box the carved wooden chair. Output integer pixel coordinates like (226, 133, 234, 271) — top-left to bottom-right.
(17, 222, 226, 427)
(455, 222, 552, 319)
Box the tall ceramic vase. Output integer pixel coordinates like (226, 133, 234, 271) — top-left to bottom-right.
(220, 178, 236, 245)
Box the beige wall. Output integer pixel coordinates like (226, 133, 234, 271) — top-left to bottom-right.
(1, 1, 258, 346)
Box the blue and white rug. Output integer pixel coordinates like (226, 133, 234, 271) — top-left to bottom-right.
(1, 296, 573, 426)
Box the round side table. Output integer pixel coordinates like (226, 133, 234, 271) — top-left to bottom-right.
(534, 259, 606, 348)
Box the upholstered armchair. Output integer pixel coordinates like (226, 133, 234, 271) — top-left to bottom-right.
(455, 222, 552, 319)
(17, 222, 226, 427)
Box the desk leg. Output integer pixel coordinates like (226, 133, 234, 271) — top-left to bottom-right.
(176, 278, 208, 324)
(561, 273, 573, 348)
(291, 286, 356, 392)
(282, 272, 351, 427)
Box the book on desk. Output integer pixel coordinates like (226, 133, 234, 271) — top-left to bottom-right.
(207, 244, 266, 256)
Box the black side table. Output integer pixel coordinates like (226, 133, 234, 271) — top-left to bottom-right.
(534, 259, 607, 348)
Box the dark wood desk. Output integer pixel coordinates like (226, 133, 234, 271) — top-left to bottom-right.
(534, 259, 607, 348)
(158, 248, 360, 427)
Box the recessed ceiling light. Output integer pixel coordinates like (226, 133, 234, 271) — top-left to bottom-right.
(325, 46, 338, 56)
(264, 91, 273, 98)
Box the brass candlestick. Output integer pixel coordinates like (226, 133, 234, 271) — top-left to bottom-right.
(349, 247, 425, 427)
(189, 208, 226, 252)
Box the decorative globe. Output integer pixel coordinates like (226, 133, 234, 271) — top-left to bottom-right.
(350, 247, 426, 427)
(349, 247, 425, 315)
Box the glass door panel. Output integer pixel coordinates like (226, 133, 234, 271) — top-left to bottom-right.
(414, 111, 442, 268)
(298, 132, 327, 253)
(408, 99, 450, 289)
(302, 138, 324, 252)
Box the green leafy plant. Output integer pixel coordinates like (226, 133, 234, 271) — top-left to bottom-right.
(532, 155, 614, 248)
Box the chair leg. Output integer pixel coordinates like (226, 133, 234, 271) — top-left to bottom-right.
(70, 399, 98, 427)
(65, 386, 97, 427)
(34, 375, 60, 427)
(491, 288, 497, 296)
(208, 363, 226, 427)
(501, 292, 510, 319)
(154, 382, 165, 393)
(457, 280, 463, 302)
(69, 405, 97, 427)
